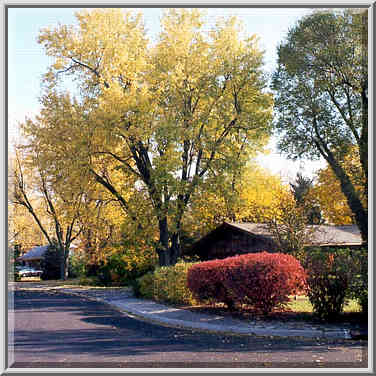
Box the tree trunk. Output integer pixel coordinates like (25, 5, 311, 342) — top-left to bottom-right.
(359, 86, 368, 198)
(170, 232, 181, 265)
(59, 252, 65, 280)
(64, 248, 69, 279)
(157, 217, 170, 266)
(326, 153, 368, 243)
(59, 248, 69, 280)
(156, 218, 183, 267)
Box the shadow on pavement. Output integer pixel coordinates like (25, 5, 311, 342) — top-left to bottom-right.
(11, 290, 368, 368)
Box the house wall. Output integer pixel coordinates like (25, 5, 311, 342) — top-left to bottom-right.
(198, 229, 278, 260)
(305, 244, 364, 251)
(191, 224, 364, 261)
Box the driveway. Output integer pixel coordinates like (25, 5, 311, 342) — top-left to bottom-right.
(9, 289, 367, 368)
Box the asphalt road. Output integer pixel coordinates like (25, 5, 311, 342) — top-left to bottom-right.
(9, 290, 368, 368)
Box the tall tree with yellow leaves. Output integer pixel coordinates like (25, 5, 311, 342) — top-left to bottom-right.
(30, 9, 273, 266)
(11, 147, 86, 279)
(183, 161, 288, 242)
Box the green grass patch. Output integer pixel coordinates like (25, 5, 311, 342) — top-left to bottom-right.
(17, 277, 85, 287)
(19, 276, 42, 282)
(287, 295, 361, 313)
(15, 276, 134, 289)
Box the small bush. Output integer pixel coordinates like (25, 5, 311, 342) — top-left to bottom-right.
(136, 261, 197, 305)
(68, 253, 87, 278)
(154, 262, 197, 305)
(41, 245, 61, 280)
(96, 246, 157, 286)
(136, 271, 155, 299)
(302, 248, 359, 321)
(78, 276, 101, 286)
(346, 248, 368, 315)
(187, 252, 307, 315)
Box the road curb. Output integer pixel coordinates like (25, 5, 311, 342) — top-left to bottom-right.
(111, 301, 352, 340)
(48, 288, 354, 341)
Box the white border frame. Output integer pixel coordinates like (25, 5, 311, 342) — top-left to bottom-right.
(2, 1, 374, 374)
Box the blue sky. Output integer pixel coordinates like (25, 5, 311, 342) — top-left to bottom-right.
(8, 6, 326, 181)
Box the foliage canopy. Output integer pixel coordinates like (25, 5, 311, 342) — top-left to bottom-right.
(272, 9, 368, 241)
(26, 9, 273, 266)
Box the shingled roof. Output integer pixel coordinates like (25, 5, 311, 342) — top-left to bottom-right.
(308, 224, 363, 246)
(17, 245, 49, 261)
(226, 222, 362, 246)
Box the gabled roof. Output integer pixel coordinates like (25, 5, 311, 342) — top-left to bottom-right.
(193, 222, 363, 249)
(191, 222, 272, 251)
(225, 222, 271, 236)
(17, 245, 49, 261)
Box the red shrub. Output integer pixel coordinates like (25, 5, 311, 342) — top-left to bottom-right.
(187, 252, 307, 314)
(187, 258, 236, 308)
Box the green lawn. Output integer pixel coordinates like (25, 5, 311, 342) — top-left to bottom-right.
(287, 295, 361, 313)
(16, 277, 127, 289)
(17, 277, 82, 286)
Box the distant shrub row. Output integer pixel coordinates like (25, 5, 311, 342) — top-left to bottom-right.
(133, 248, 367, 321)
(70, 246, 157, 286)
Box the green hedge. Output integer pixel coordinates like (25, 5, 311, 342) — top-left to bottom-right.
(70, 246, 157, 286)
(346, 248, 368, 315)
(302, 247, 367, 320)
(136, 261, 197, 305)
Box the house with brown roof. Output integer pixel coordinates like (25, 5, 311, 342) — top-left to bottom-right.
(189, 222, 363, 261)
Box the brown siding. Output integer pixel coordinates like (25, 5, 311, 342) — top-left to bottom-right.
(190, 222, 363, 261)
(200, 228, 278, 260)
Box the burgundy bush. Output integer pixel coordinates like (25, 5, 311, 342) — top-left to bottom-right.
(187, 258, 236, 308)
(187, 252, 307, 314)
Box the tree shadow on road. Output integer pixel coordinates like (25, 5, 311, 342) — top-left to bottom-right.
(11, 290, 368, 368)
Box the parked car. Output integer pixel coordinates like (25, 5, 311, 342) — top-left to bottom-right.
(17, 267, 43, 278)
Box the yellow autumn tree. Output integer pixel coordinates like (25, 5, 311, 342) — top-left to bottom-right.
(184, 161, 289, 241)
(312, 145, 366, 224)
(20, 93, 158, 279)
(11, 143, 93, 279)
(237, 163, 289, 222)
(29, 8, 273, 266)
(8, 193, 45, 252)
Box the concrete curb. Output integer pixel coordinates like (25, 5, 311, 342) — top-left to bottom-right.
(49, 288, 353, 340)
(108, 301, 352, 340)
